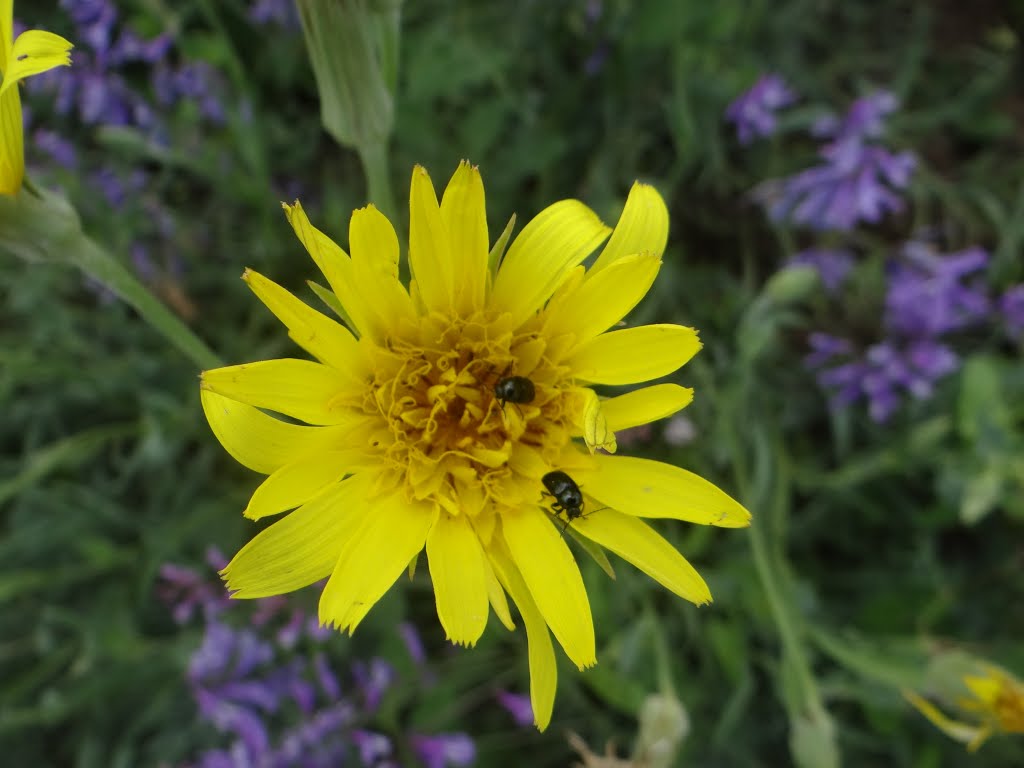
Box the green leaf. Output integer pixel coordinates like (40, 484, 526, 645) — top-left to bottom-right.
(567, 527, 616, 580)
(487, 214, 516, 276)
(958, 356, 1013, 448)
(0, 424, 137, 506)
(959, 464, 1004, 525)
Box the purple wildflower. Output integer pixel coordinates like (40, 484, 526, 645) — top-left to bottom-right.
(787, 249, 854, 294)
(812, 338, 959, 422)
(999, 285, 1024, 337)
(157, 562, 228, 623)
(411, 733, 477, 768)
(754, 90, 916, 231)
(32, 129, 78, 169)
(249, 0, 301, 29)
(398, 622, 427, 666)
(352, 658, 395, 712)
(811, 91, 899, 144)
(726, 74, 797, 145)
(312, 652, 342, 701)
(109, 29, 173, 65)
(495, 690, 534, 727)
(60, 0, 117, 56)
(90, 167, 147, 208)
(351, 730, 395, 766)
(885, 243, 990, 336)
(804, 332, 853, 369)
(803, 241, 994, 421)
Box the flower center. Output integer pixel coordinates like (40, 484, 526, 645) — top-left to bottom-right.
(362, 313, 574, 520)
(995, 685, 1024, 733)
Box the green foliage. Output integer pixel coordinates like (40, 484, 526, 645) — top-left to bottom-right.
(3, 0, 1024, 766)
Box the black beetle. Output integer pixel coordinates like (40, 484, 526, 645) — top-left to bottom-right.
(494, 374, 536, 411)
(541, 470, 584, 522)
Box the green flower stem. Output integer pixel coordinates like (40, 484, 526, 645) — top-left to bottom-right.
(358, 140, 397, 221)
(70, 233, 223, 370)
(726, 415, 827, 724)
(0, 185, 222, 371)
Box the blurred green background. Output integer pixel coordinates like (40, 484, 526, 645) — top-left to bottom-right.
(3, 1, 1024, 766)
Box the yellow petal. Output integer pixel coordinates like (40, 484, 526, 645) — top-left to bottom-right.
(903, 689, 984, 747)
(572, 509, 711, 605)
(440, 161, 488, 314)
(282, 200, 377, 339)
(426, 512, 490, 646)
(581, 388, 616, 454)
(201, 359, 352, 425)
(349, 205, 416, 327)
(349, 203, 399, 277)
(576, 454, 751, 527)
(223, 477, 371, 598)
(0, 30, 72, 95)
(319, 494, 433, 633)
(568, 324, 701, 385)
(589, 182, 669, 274)
(244, 449, 368, 520)
(483, 554, 515, 631)
(243, 269, 362, 374)
(200, 389, 354, 474)
(0, 84, 22, 195)
(603, 383, 694, 431)
(408, 165, 454, 313)
(961, 673, 1002, 706)
(544, 252, 661, 343)
(491, 200, 611, 330)
(502, 507, 596, 670)
(0, 1, 11, 68)
(489, 542, 557, 731)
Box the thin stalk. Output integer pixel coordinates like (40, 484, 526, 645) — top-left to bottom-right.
(358, 139, 397, 222)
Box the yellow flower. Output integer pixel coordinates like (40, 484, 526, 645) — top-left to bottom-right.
(0, 0, 73, 195)
(201, 163, 751, 729)
(904, 664, 1024, 751)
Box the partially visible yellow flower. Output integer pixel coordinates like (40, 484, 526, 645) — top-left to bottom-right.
(904, 663, 1024, 751)
(201, 162, 751, 729)
(0, 0, 73, 195)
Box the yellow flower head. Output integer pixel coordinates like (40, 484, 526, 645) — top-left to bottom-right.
(201, 163, 751, 729)
(0, 0, 74, 195)
(904, 663, 1024, 751)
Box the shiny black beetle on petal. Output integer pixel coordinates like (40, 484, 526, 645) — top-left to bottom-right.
(494, 374, 536, 410)
(541, 470, 585, 522)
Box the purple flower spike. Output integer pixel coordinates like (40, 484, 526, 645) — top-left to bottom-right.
(353, 658, 395, 712)
(313, 652, 342, 701)
(495, 690, 534, 727)
(813, 91, 899, 144)
(411, 733, 477, 768)
(33, 130, 77, 169)
(808, 336, 961, 422)
(157, 562, 227, 623)
(726, 73, 797, 145)
(787, 249, 854, 294)
(755, 89, 915, 231)
(885, 243, 990, 337)
(999, 284, 1024, 337)
(398, 621, 427, 666)
(351, 729, 394, 765)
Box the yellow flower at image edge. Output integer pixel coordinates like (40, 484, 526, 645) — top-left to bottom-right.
(0, 0, 74, 195)
(904, 664, 1024, 751)
(200, 162, 752, 729)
